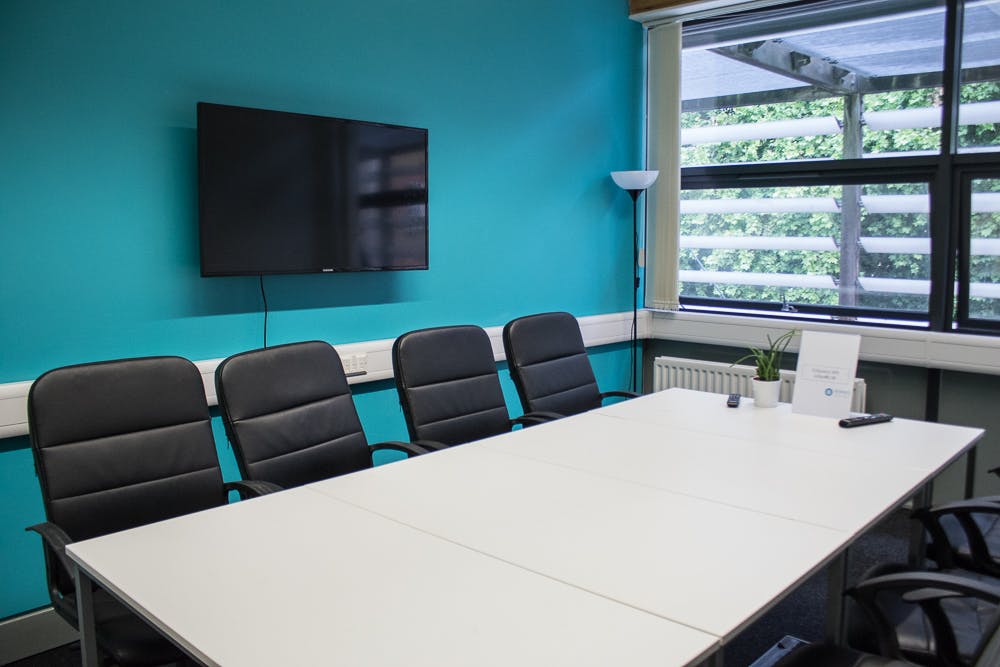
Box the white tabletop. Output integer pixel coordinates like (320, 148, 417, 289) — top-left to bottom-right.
(475, 409, 970, 533)
(67, 486, 717, 667)
(309, 388, 983, 641)
(310, 444, 846, 640)
(597, 389, 983, 473)
(65, 387, 984, 665)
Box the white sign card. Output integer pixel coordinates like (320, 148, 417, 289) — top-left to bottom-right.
(791, 330, 861, 418)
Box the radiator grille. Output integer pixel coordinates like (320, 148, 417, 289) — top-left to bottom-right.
(652, 356, 867, 412)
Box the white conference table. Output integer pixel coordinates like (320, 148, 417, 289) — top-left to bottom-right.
(66, 484, 717, 667)
(66, 388, 984, 666)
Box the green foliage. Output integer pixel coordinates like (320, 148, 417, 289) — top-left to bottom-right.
(679, 82, 1000, 314)
(681, 97, 845, 166)
(960, 81, 1000, 150)
(969, 177, 1000, 320)
(732, 329, 797, 381)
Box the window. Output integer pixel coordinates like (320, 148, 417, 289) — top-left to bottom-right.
(958, 174, 1000, 325)
(959, 0, 1000, 153)
(679, 180, 933, 319)
(648, 0, 1000, 331)
(680, 3, 947, 166)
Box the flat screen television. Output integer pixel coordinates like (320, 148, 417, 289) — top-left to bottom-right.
(197, 102, 428, 276)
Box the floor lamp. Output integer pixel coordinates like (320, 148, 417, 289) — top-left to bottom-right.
(611, 170, 658, 393)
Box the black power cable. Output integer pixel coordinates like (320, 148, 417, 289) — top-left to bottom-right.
(259, 274, 268, 349)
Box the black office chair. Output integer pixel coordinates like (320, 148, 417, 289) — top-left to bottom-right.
(828, 473, 1000, 667)
(502, 311, 638, 417)
(840, 564, 1000, 667)
(215, 341, 433, 489)
(392, 325, 556, 447)
(913, 468, 1000, 579)
(777, 570, 1000, 667)
(25, 356, 267, 667)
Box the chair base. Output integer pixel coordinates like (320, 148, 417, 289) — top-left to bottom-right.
(750, 635, 810, 667)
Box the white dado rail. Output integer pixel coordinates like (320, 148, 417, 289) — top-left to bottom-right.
(0, 312, 646, 440)
(3, 309, 1000, 440)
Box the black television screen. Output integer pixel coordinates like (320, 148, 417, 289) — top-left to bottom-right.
(197, 102, 428, 276)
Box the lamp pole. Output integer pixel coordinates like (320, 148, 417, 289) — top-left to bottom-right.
(627, 188, 641, 394)
(611, 171, 659, 394)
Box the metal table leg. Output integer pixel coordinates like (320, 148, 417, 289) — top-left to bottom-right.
(74, 564, 99, 667)
(909, 482, 934, 568)
(699, 645, 724, 667)
(825, 549, 848, 644)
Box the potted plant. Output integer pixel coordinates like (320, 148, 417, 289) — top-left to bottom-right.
(733, 329, 797, 408)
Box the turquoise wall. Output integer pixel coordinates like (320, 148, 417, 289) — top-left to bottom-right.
(0, 1, 642, 619)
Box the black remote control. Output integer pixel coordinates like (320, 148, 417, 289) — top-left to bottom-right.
(839, 413, 893, 428)
(726, 393, 740, 408)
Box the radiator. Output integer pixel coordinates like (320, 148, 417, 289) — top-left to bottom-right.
(652, 356, 867, 413)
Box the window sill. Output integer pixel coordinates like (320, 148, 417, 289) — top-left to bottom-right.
(648, 308, 1000, 376)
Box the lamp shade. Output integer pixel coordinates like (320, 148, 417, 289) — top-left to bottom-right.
(611, 170, 659, 191)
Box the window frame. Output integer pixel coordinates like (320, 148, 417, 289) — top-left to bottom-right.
(654, 0, 1000, 335)
(680, 158, 941, 324)
(955, 157, 1000, 332)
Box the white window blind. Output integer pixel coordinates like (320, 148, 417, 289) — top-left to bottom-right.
(646, 22, 683, 311)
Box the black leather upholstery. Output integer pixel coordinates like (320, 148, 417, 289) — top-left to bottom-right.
(503, 311, 637, 417)
(216, 341, 372, 487)
(916, 497, 1000, 578)
(845, 565, 1000, 667)
(27, 356, 228, 666)
(216, 341, 427, 489)
(778, 568, 1000, 667)
(392, 325, 515, 446)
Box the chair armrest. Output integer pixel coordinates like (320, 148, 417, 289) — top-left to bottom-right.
(370, 441, 434, 457)
(26, 522, 76, 580)
(225, 480, 282, 498)
(848, 570, 1000, 663)
(600, 390, 640, 402)
(914, 499, 1000, 523)
(412, 439, 448, 451)
(512, 411, 563, 427)
(913, 500, 1000, 574)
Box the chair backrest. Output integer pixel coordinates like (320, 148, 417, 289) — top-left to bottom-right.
(392, 325, 512, 446)
(503, 311, 602, 416)
(215, 341, 372, 488)
(28, 356, 227, 594)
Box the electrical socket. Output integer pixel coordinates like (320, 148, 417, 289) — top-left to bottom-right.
(343, 353, 368, 376)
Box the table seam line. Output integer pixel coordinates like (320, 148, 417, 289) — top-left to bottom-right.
(301, 486, 724, 642)
(480, 444, 854, 534)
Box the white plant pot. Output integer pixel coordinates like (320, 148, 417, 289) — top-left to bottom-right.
(752, 378, 781, 408)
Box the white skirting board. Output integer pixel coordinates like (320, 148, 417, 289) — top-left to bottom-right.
(0, 607, 78, 664)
